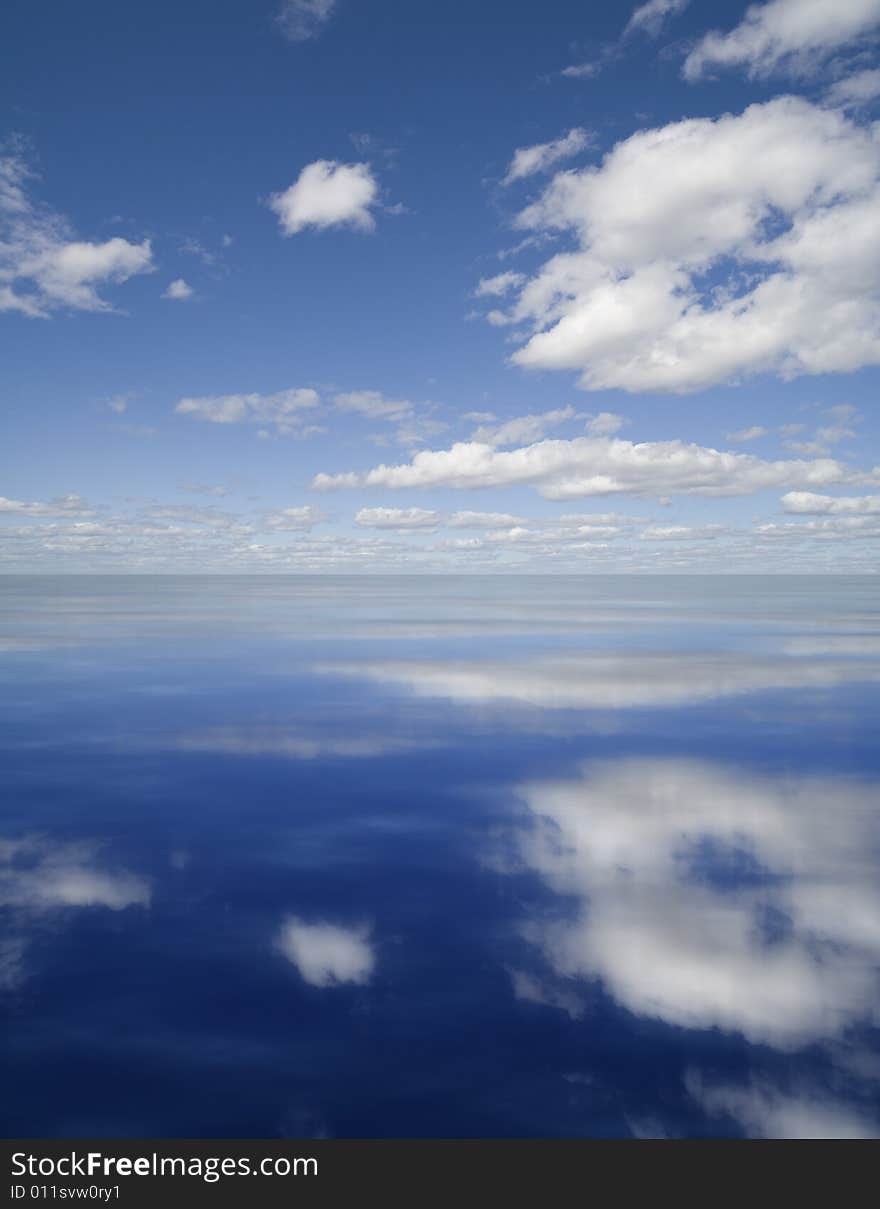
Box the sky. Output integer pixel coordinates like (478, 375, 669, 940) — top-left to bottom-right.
(1, 0, 879, 573)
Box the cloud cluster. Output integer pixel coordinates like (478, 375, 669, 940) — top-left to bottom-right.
(0, 150, 153, 317)
(175, 387, 320, 434)
(312, 433, 877, 500)
(781, 491, 880, 515)
(683, 0, 880, 81)
(493, 96, 880, 393)
(269, 160, 379, 234)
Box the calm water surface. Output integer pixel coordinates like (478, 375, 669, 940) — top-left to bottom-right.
(2, 575, 879, 1138)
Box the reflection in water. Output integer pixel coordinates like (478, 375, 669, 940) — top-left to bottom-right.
(511, 759, 880, 1047)
(0, 836, 150, 990)
(277, 918, 375, 988)
(2, 575, 879, 1137)
(686, 1072, 879, 1140)
(317, 651, 880, 710)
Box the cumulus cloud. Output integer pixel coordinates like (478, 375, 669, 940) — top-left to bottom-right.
(0, 149, 153, 318)
(470, 406, 576, 447)
(512, 759, 880, 1047)
(781, 490, 880, 514)
(274, 0, 337, 43)
(502, 128, 590, 185)
(683, 0, 880, 81)
(162, 277, 193, 300)
(277, 917, 374, 987)
(496, 96, 880, 393)
(175, 387, 320, 434)
(355, 506, 439, 530)
(312, 433, 877, 501)
(268, 160, 379, 234)
(625, 0, 690, 38)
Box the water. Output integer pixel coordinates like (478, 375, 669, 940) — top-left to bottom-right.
(2, 575, 879, 1138)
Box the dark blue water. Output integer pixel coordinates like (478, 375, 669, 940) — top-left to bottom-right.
(2, 576, 879, 1138)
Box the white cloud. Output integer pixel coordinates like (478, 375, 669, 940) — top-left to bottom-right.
(781, 490, 880, 514)
(181, 483, 229, 497)
(274, 0, 337, 43)
(560, 61, 603, 79)
(0, 493, 92, 516)
(512, 759, 880, 1046)
(499, 96, 880, 393)
(641, 524, 726, 540)
(683, 0, 880, 81)
(0, 150, 153, 317)
(473, 271, 525, 298)
(757, 514, 880, 538)
(264, 505, 326, 530)
(333, 390, 413, 420)
(826, 66, 880, 105)
(688, 1074, 879, 1138)
(625, 0, 690, 38)
(502, 128, 590, 185)
(269, 160, 379, 235)
(277, 917, 374, 987)
(726, 425, 768, 442)
(312, 432, 877, 501)
(175, 387, 320, 434)
(162, 277, 193, 300)
(470, 406, 575, 447)
(508, 968, 584, 1018)
(447, 510, 527, 528)
(783, 405, 860, 455)
(355, 506, 439, 530)
(585, 411, 626, 437)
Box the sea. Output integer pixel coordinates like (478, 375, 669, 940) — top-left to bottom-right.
(2, 574, 879, 1138)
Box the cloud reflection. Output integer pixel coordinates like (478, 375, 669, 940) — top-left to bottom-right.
(318, 651, 880, 710)
(276, 917, 375, 988)
(0, 836, 150, 990)
(511, 759, 880, 1047)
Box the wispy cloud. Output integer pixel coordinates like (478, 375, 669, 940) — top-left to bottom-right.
(0, 146, 153, 318)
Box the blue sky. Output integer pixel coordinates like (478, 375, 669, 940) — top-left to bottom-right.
(1, 0, 879, 572)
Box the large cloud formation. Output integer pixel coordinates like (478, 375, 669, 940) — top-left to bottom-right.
(312, 433, 877, 500)
(489, 95, 880, 392)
